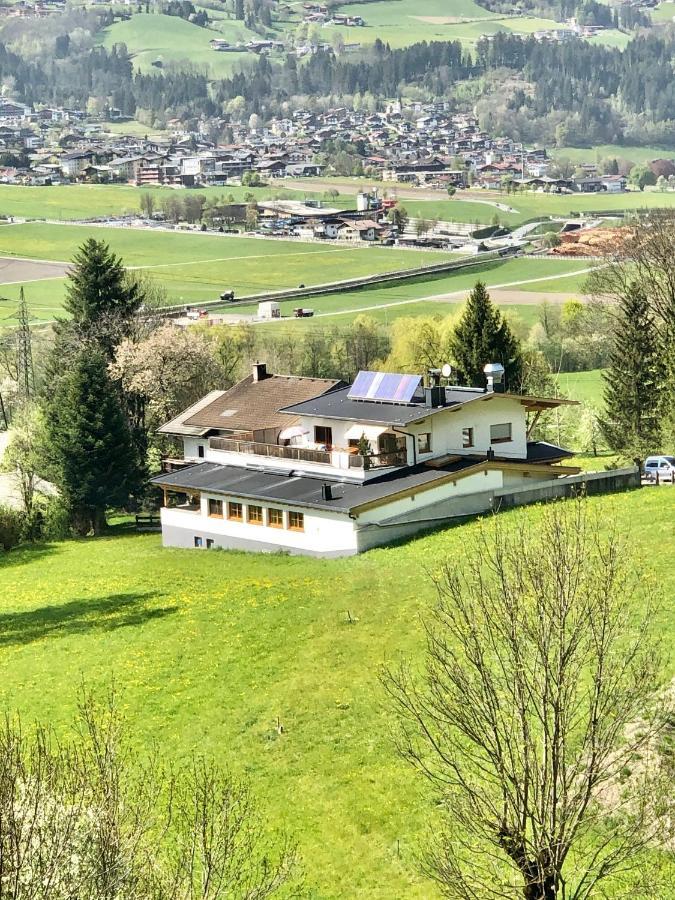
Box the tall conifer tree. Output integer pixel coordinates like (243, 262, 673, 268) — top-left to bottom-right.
(601, 283, 664, 454)
(449, 281, 522, 389)
(62, 238, 142, 358)
(43, 350, 139, 535)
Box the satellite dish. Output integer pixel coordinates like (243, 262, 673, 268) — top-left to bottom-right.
(441, 363, 452, 378)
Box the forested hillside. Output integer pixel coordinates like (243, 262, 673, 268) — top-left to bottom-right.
(0, 2, 673, 145)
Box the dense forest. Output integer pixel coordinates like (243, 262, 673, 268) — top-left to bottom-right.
(0, 9, 673, 147)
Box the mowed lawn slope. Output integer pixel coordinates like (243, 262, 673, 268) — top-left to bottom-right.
(0, 490, 672, 897)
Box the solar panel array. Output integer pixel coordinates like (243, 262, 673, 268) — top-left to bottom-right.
(348, 371, 423, 404)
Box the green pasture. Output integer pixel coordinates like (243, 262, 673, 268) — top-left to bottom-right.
(234, 257, 592, 327)
(0, 489, 671, 897)
(101, 13, 259, 76)
(0, 220, 591, 326)
(0, 183, 325, 222)
(325, 0, 568, 48)
(652, 0, 675, 23)
(553, 145, 675, 165)
(0, 222, 463, 315)
(395, 189, 675, 225)
(283, 180, 675, 226)
(557, 368, 604, 405)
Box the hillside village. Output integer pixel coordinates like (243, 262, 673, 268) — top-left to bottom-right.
(2, 98, 671, 194)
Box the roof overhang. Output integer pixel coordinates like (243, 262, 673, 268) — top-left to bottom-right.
(350, 460, 581, 515)
(344, 423, 390, 441)
(157, 390, 227, 436)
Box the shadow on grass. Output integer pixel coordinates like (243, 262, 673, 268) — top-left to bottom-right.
(0, 591, 178, 647)
(0, 541, 58, 570)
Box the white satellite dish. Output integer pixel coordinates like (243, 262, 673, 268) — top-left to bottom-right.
(441, 363, 452, 378)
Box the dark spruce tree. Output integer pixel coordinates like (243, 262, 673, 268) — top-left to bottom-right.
(600, 283, 664, 456)
(449, 281, 522, 389)
(63, 238, 142, 358)
(43, 350, 140, 535)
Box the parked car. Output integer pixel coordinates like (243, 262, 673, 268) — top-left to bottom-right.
(643, 455, 675, 482)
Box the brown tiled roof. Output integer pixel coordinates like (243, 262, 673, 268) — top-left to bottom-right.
(183, 374, 341, 433)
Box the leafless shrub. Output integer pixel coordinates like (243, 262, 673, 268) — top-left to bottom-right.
(0, 686, 300, 899)
(383, 496, 673, 899)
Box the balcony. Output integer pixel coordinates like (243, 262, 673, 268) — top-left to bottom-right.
(209, 436, 331, 465)
(208, 437, 407, 471)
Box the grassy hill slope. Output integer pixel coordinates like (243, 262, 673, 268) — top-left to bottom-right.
(102, 13, 258, 76)
(0, 490, 671, 897)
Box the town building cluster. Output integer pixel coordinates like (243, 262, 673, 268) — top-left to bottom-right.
(0, 99, 635, 196)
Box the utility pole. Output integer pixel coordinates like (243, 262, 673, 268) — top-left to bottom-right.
(16, 287, 34, 400)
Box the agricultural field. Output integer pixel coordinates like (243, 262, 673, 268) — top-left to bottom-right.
(326, 0, 549, 47)
(553, 145, 675, 165)
(0, 220, 592, 327)
(322, 0, 628, 48)
(0, 183, 321, 222)
(0, 221, 463, 322)
(0, 489, 671, 898)
(652, 0, 675, 23)
(101, 13, 259, 77)
(283, 179, 675, 226)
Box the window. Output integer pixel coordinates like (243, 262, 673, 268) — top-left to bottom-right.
(267, 508, 284, 528)
(206, 538, 214, 549)
(314, 426, 333, 447)
(462, 427, 474, 449)
(197, 444, 205, 458)
(490, 423, 512, 444)
(288, 511, 304, 532)
(247, 504, 264, 525)
(227, 501, 243, 521)
(208, 498, 223, 518)
(194, 536, 203, 548)
(417, 432, 431, 454)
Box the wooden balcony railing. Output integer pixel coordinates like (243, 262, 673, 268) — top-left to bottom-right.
(209, 437, 407, 470)
(348, 450, 408, 469)
(209, 436, 331, 465)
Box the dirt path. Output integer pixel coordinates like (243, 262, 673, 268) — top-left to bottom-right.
(442, 289, 593, 305)
(0, 256, 70, 283)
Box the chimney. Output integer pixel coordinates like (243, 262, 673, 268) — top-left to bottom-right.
(252, 362, 268, 382)
(483, 362, 505, 393)
(321, 483, 333, 501)
(424, 385, 445, 408)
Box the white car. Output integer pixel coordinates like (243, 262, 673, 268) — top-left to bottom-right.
(643, 455, 675, 482)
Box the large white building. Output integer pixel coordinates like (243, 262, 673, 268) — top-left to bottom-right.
(152, 364, 579, 557)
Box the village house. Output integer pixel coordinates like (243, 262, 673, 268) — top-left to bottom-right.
(152, 364, 578, 557)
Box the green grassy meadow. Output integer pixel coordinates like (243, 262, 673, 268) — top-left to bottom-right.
(554, 145, 675, 165)
(652, 0, 675, 23)
(323, 0, 568, 49)
(287, 180, 675, 226)
(0, 222, 591, 326)
(0, 489, 671, 897)
(102, 13, 259, 76)
(0, 183, 321, 222)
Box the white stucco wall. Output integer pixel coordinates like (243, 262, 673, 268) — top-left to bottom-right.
(354, 468, 504, 525)
(161, 496, 357, 556)
(402, 396, 528, 461)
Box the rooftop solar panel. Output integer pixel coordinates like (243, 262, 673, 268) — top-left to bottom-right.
(348, 371, 422, 404)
